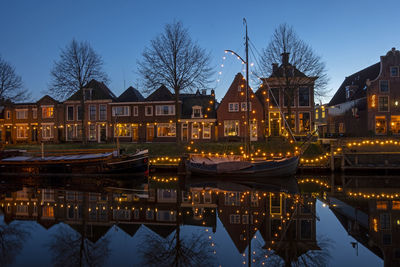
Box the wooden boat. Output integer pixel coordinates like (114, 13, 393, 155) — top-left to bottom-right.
(0, 149, 149, 175)
(186, 154, 298, 178)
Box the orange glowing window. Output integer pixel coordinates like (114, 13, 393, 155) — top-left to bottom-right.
(377, 201, 388, 210)
(42, 206, 54, 218)
(42, 106, 54, 118)
(392, 200, 400, 210)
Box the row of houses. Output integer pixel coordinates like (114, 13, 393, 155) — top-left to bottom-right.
(0, 52, 316, 144)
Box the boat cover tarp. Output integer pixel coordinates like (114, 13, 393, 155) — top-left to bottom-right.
(216, 161, 252, 173)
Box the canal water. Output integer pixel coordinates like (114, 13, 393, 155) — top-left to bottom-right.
(0, 174, 392, 266)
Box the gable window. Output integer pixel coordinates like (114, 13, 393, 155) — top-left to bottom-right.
(269, 88, 280, 107)
(145, 106, 153, 116)
(99, 105, 107, 120)
(380, 80, 389, 92)
(228, 103, 239, 112)
(192, 106, 202, 118)
(67, 106, 74, 121)
(112, 106, 130, 116)
(203, 123, 211, 139)
(241, 102, 252, 111)
(42, 106, 54, 118)
(157, 123, 176, 137)
(89, 105, 96, 121)
(390, 66, 399, 77)
(191, 123, 200, 139)
(375, 116, 387, 135)
(299, 87, 310, 106)
(224, 120, 239, 136)
(133, 106, 138, 116)
(378, 96, 389, 112)
(156, 105, 175, 116)
(16, 109, 28, 119)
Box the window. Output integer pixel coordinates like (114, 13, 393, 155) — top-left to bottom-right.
(99, 105, 107, 120)
(42, 106, 54, 118)
(16, 205, 28, 215)
(156, 123, 176, 137)
(84, 89, 92, 100)
(377, 201, 388, 210)
(380, 213, 391, 230)
(203, 123, 211, 139)
(393, 201, 400, 210)
(89, 124, 96, 140)
(375, 116, 387, 134)
(228, 103, 239, 112)
(391, 116, 400, 134)
(192, 123, 200, 139)
(192, 106, 202, 118)
(157, 189, 177, 202)
(204, 191, 212, 203)
(284, 113, 296, 133)
(66, 125, 74, 140)
(390, 66, 399, 77)
(229, 214, 241, 224)
(42, 206, 54, 218)
(241, 102, 252, 111)
(284, 93, 295, 107)
(378, 96, 389, 112)
(112, 106, 130, 116)
(321, 106, 326, 118)
(225, 192, 240, 206)
(242, 215, 250, 224)
(17, 125, 28, 139)
(77, 106, 83, 121)
(224, 120, 239, 136)
(67, 106, 74, 121)
(6, 110, 10, 119)
(114, 124, 131, 137)
(156, 210, 176, 222)
(250, 121, 257, 141)
(146, 209, 154, 220)
(89, 105, 96, 121)
(269, 88, 280, 107)
(339, 123, 345, 134)
(42, 124, 54, 138)
(315, 109, 319, 120)
(145, 106, 153, 116)
(299, 87, 310, 106)
(299, 112, 310, 133)
(270, 194, 282, 215)
(77, 124, 83, 139)
(156, 105, 175, 115)
(133, 106, 138, 117)
(380, 80, 389, 92)
(32, 108, 37, 119)
(16, 109, 28, 119)
(300, 220, 312, 240)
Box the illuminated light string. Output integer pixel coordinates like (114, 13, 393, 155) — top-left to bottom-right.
(346, 139, 400, 147)
(348, 192, 400, 199)
(297, 178, 330, 188)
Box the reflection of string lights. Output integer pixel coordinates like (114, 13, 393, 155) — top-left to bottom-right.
(298, 178, 330, 188)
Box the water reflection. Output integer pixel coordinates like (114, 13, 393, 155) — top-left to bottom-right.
(5, 173, 394, 266)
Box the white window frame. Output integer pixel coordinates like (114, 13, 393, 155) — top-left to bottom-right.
(240, 102, 252, 111)
(41, 105, 54, 118)
(224, 120, 239, 137)
(133, 106, 138, 117)
(16, 109, 28, 120)
(191, 123, 200, 139)
(114, 124, 132, 137)
(298, 87, 310, 107)
(41, 123, 54, 139)
(66, 106, 74, 121)
(88, 124, 96, 141)
(191, 106, 203, 118)
(390, 66, 399, 77)
(155, 105, 175, 116)
(16, 124, 28, 139)
(112, 106, 130, 116)
(202, 123, 211, 139)
(145, 106, 153, 116)
(99, 104, 107, 120)
(89, 105, 96, 121)
(157, 123, 176, 137)
(228, 102, 239, 112)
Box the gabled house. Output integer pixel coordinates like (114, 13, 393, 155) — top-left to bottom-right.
(326, 48, 400, 137)
(256, 53, 316, 138)
(64, 79, 116, 142)
(217, 73, 264, 141)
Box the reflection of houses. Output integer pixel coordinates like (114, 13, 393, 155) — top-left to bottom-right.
(216, 73, 264, 141)
(256, 53, 315, 138)
(327, 48, 400, 136)
(326, 177, 400, 266)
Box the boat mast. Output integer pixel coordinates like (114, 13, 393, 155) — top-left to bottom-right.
(244, 18, 251, 157)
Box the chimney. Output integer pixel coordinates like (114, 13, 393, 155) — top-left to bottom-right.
(272, 63, 278, 73)
(201, 89, 207, 95)
(281, 52, 290, 66)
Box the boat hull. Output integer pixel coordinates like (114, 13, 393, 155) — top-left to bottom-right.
(187, 156, 299, 178)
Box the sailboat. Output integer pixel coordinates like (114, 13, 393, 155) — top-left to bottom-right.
(186, 18, 299, 178)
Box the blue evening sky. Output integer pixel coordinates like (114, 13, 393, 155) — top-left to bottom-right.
(1, 0, 399, 103)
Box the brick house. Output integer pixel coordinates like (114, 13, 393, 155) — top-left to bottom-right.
(256, 53, 316, 138)
(216, 73, 264, 141)
(327, 48, 400, 137)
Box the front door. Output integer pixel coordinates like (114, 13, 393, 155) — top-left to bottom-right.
(5, 127, 12, 144)
(269, 112, 281, 137)
(250, 121, 257, 141)
(182, 123, 188, 142)
(146, 125, 154, 142)
(31, 128, 38, 142)
(99, 124, 107, 143)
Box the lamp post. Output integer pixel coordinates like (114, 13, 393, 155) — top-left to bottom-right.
(225, 18, 251, 156)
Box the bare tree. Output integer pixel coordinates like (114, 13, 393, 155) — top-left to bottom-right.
(49, 39, 108, 143)
(0, 55, 26, 103)
(138, 21, 212, 143)
(258, 24, 329, 132)
(0, 221, 31, 266)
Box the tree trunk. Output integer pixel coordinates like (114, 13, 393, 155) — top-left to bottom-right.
(174, 89, 181, 144)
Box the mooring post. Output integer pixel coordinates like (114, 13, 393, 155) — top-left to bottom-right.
(41, 142, 44, 159)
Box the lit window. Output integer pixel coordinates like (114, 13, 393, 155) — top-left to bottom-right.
(89, 124, 96, 140)
(315, 109, 319, 119)
(284, 113, 296, 133)
(375, 116, 387, 134)
(42, 206, 54, 218)
(16, 125, 28, 139)
(391, 116, 400, 134)
(392, 200, 400, 210)
(191, 123, 200, 139)
(203, 123, 211, 139)
(380, 80, 389, 92)
(241, 102, 252, 111)
(42, 106, 54, 118)
(338, 123, 345, 134)
(299, 112, 310, 134)
(114, 124, 131, 137)
(377, 201, 388, 210)
(224, 120, 239, 136)
(157, 123, 176, 137)
(42, 124, 54, 138)
(250, 121, 257, 141)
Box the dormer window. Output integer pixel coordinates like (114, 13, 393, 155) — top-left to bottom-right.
(192, 106, 202, 118)
(84, 89, 92, 101)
